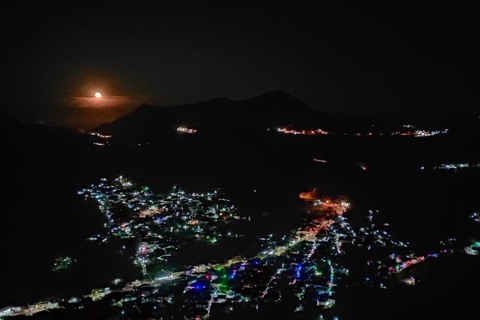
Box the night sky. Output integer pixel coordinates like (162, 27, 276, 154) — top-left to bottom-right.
(2, 3, 478, 130)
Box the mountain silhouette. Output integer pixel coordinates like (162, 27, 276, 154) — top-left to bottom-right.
(96, 90, 392, 143)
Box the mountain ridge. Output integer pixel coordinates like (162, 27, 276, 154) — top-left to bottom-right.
(96, 90, 334, 141)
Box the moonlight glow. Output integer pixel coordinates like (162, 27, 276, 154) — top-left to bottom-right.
(94, 92, 102, 98)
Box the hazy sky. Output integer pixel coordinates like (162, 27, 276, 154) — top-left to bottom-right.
(2, 3, 478, 129)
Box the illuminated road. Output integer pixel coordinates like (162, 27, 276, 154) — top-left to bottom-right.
(89, 216, 334, 303)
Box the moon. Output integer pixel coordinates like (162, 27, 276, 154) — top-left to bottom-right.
(94, 92, 102, 98)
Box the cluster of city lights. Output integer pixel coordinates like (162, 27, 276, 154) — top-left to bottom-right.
(78, 176, 245, 277)
(276, 127, 328, 135)
(2, 184, 477, 320)
(176, 126, 197, 134)
(420, 162, 480, 171)
(89, 132, 111, 147)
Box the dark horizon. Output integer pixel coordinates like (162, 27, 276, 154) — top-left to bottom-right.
(2, 89, 478, 132)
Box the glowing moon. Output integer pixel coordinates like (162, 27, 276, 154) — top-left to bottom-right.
(94, 92, 102, 98)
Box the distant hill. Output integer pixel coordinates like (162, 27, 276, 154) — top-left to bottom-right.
(0, 111, 93, 152)
(96, 90, 393, 143)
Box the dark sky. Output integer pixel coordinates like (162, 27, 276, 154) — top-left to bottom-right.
(2, 3, 478, 129)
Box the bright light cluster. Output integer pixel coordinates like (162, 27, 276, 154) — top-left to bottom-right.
(3, 183, 477, 319)
(276, 127, 328, 135)
(176, 126, 197, 134)
(78, 176, 245, 277)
